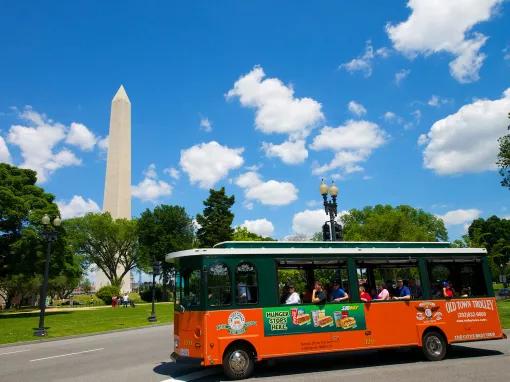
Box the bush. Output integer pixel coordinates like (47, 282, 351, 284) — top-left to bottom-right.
(72, 294, 104, 306)
(128, 292, 142, 303)
(140, 286, 163, 302)
(96, 285, 121, 305)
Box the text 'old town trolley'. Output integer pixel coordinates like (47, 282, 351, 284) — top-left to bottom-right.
(167, 241, 506, 380)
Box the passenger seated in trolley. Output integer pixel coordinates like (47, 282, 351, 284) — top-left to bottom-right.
(392, 278, 411, 300)
(359, 285, 372, 302)
(311, 281, 327, 304)
(329, 280, 349, 302)
(285, 284, 301, 304)
(375, 281, 390, 301)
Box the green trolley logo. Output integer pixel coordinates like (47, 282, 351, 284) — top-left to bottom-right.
(216, 311, 257, 335)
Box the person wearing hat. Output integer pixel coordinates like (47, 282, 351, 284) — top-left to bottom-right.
(285, 284, 301, 304)
(442, 281, 454, 298)
(329, 280, 349, 302)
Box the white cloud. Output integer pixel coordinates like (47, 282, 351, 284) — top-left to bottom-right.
(340, 41, 390, 77)
(310, 120, 388, 175)
(180, 141, 244, 189)
(235, 171, 298, 206)
(383, 111, 398, 122)
(395, 69, 410, 85)
(504, 46, 510, 61)
(262, 139, 308, 165)
(0, 136, 11, 163)
(235, 171, 262, 188)
(386, 0, 502, 83)
(245, 181, 298, 206)
(240, 218, 275, 237)
(420, 88, 510, 175)
(200, 117, 212, 132)
(66, 122, 97, 151)
(428, 95, 450, 107)
(436, 209, 481, 226)
(98, 136, 109, 151)
(292, 209, 328, 237)
(132, 164, 172, 202)
(7, 107, 82, 183)
(227, 66, 323, 139)
(291, 209, 348, 238)
(311, 120, 387, 152)
(347, 101, 367, 117)
(164, 167, 180, 180)
(57, 195, 100, 219)
(306, 199, 320, 208)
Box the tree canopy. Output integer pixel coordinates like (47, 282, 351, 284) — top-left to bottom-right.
(468, 216, 510, 279)
(232, 226, 273, 241)
(64, 212, 138, 288)
(138, 204, 194, 296)
(0, 163, 82, 307)
(497, 127, 510, 189)
(196, 187, 235, 247)
(342, 204, 448, 242)
(138, 205, 194, 265)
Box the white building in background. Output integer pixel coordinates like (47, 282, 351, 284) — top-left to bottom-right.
(95, 85, 132, 293)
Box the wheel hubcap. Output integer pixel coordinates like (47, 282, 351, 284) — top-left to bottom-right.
(426, 336, 442, 356)
(229, 350, 249, 374)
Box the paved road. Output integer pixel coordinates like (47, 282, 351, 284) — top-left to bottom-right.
(0, 325, 508, 381)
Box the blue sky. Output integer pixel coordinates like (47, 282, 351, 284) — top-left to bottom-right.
(0, 1, 509, 241)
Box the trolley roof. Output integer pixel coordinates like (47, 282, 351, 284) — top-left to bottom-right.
(165, 241, 486, 263)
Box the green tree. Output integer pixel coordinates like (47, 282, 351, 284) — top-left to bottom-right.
(497, 120, 510, 189)
(468, 216, 510, 280)
(138, 204, 194, 297)
(232, 226, 273, 241)
(64, 213, 139, 288)
(342, 204, 448, 242)
(196, 187, 235, 247)
(0, 163, 82, 307)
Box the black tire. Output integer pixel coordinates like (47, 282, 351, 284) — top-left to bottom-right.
(422, 331, 447, 361)
(222, 345, 255, 380)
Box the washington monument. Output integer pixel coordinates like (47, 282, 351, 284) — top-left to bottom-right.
(97, 85, 132, 292)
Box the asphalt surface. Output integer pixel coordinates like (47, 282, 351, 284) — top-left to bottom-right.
(0, 325, 508, 381)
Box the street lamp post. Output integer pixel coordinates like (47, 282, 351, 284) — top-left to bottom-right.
(320, 179, 342, 241)
(34, 214, 61, 337)
(148, 260, 161, 322)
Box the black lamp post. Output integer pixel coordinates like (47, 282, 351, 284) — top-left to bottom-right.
(34, 214, 61, 337)
(148, 260, 161, 322)
(320, 179, 342, 241)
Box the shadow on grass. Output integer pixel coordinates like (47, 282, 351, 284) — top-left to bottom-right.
(152, 344, 504, 381)
(0, 311, 72, 319)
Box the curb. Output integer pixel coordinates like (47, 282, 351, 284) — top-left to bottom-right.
(0, 323, 173, 349)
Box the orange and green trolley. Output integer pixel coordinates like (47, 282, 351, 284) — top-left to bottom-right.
(167, 241, 506, 379)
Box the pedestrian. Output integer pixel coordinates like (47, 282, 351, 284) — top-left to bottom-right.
(112, 295, 117, 308)
(122, 293, 129, 308)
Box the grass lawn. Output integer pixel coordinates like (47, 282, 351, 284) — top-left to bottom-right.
(0, 302, 173, 345)
(497, 299, 510, 329)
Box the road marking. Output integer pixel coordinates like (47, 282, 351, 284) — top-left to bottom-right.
(29, 348, 104, 362)
(160, 368, 221, 382)
(0, 349, 31, 356)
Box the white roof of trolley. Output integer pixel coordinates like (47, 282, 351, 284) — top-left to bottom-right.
(165, 241, 486, 263)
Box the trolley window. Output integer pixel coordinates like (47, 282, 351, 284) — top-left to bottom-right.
(236, 262, 258, 304)
(207, 263, 232, 306)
